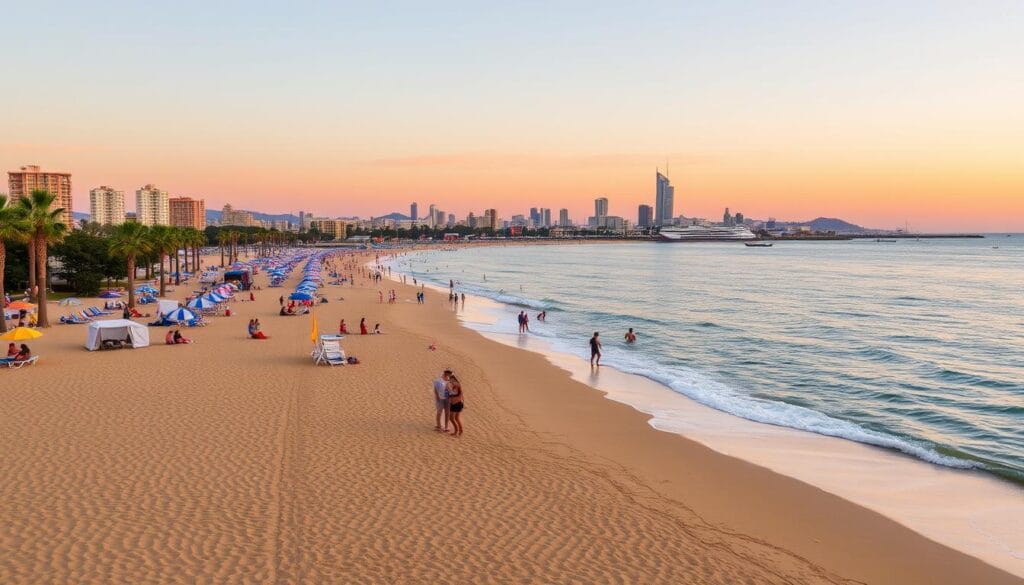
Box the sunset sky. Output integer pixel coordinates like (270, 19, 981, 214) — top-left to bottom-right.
(2, 1, 1022, 231)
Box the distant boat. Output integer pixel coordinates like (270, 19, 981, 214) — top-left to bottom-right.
(658, 225, 756, 242)
(875, 238, 898, 243)
(744, 242, 773, 247)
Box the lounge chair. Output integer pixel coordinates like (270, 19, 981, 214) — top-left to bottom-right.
(89, 306, 112, 316)
(2, 355, 38, 369)
(313, 339, 346, 366)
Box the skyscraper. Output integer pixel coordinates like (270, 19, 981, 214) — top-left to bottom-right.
(89, 186, 126, 226)
(428, 204, 437, 227)
(595, 197, 609, 219)
(723, 208, 733, 226)
(529, 207, 540, 225)
(447, 213, 456, 227)
(655, 171, 674, 226)
(8, 165, 74, 227)
(558, 208, 570, 227)
(169, 196, 206, 229)
(484, 208, 498, 230)
(541, 208, 551, 228)
(410, 202, 418, 222)
(637, 204, 653, 228)
(135, 184, 169, 226)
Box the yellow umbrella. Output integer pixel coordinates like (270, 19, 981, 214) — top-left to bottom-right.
(0, 327, 43, 341)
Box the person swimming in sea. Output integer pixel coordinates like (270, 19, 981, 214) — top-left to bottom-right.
(625, 328, 636, 343)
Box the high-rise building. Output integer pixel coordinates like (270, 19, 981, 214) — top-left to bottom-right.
(410, 202, 418, 222)
(558, 208, 570, 227)
(541, 208, 551, 228)
(309, 218, 348, 240)
(8, 165, 74, 227)
(637, 204, 653, 228)
(723, 208, 733, 226)
(484, 208, 498, 230)
(595, 197, 609, 219)
(655, 171, 675, 226)
(169, 196, 206, 230)
(135, 184, 170, 226)
(89, 186, 126, 226)
(427, 204, 437, 227)
(529, 207, 540, 225)
(221, 203, 256, 227)
(735, 212, 745, 225)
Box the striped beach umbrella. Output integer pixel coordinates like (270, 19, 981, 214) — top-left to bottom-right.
(187, 297, 214, 309)
(163, 308, 197, 322)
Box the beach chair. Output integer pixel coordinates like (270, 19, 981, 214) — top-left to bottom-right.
(312, 339, 346, 366)
(76, 310, 94, 321)
(2, 355, 38, 369)
(89, 306, 112, 316)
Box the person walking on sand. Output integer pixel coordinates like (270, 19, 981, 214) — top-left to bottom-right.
(590, 332, 602, 366)
(433, 370, 452, 432)
(360, 318, 368, 335)
(447, 374, 465, 436)
(625, 328, 637, 343)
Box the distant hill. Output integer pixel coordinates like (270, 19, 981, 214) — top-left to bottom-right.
(375, 212, 410, 221)
(205, 210, 299, 224)
(788, 217, 868, 233)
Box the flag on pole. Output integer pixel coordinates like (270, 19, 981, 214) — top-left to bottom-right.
(310, 309, 319, 343)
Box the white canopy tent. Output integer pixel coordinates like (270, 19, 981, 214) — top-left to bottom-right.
(85, 319, 151, 351)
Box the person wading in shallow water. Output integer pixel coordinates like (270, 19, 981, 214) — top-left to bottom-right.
(589, 332, 602, 366)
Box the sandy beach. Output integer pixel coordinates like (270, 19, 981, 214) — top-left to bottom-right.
(1, 250, 1019, 584)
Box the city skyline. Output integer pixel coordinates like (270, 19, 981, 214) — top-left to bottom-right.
(2, 3, 1023, 231)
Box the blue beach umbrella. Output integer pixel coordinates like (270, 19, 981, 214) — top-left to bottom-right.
(206, 293, 228, 303)
(163, 307, 197, 322)
(187, 297, 214, 309)
(289, 292, 313, 301)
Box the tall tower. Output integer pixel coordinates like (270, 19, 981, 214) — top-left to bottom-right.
(558, 208, 570, 227)
(655, 171, 674, 226)
(89, 186, 126, 226)
(594, 197, 609, 219)
(410, 202, 418, 222)
(135, 184, 170, 226)
(8, 165, 74, 227)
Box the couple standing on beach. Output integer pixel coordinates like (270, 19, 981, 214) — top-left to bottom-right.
(433, 369, 465, 436)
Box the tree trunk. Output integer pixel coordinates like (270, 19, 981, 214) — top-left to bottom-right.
(127, 256, 136, 309)
(27, 237, 37, 301)
(175, 249, 181, 285)
(159, 252, 167, 297)
(0, 241, 7, 333)
(36, 234, 50, 327)
(220, 244, 224, 267)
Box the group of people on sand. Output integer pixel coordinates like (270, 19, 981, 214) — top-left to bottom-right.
(164, 328, 193, 345)
(339, 318, 381, 335)
(432, 369, 465, 436)
(247, 319, 268, 339)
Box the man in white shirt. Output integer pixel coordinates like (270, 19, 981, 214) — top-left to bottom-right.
(433, 369, 452, 432)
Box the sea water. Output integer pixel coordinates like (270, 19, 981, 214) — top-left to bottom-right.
(388, 237, 1024, 485)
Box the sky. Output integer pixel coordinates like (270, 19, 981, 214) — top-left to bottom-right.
(2, 1, 1022, 231)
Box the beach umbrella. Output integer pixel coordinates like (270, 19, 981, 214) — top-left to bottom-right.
(206, 293, 227, 303)
(99, 291, 122, 299)
(8, 301, 36, 310)
(0, 326, 43, 341)
(58, 298, 83, 307)
(187, 297, 214, 309)
(163, 307, 197, 322)
(289, 292, 313, 301)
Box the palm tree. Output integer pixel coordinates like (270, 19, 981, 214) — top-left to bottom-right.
(218, 230, 229, 267)
(148, 225, 174, 297)
(0, 194, 29, 333)
(18, 190, 67, 327)
(109, 223, 151, 309)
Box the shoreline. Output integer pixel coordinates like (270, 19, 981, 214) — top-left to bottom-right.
(384, 253, 1024, 579)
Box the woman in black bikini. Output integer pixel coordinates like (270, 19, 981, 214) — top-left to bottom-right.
(447, 374, 464, 436)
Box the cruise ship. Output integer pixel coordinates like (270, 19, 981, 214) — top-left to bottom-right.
(657, 224, 757, 242)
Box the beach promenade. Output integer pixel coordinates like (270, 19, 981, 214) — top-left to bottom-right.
(1, 252, 1019, 584)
